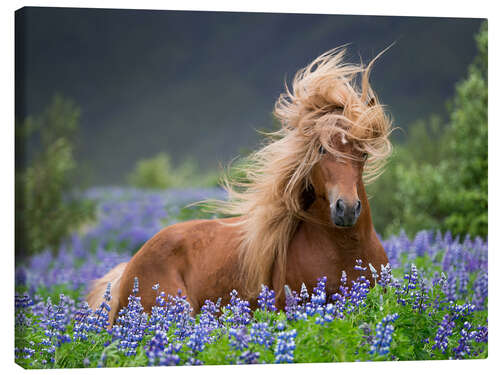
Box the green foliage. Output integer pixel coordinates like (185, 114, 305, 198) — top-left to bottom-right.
(127, 152, 219, 189)
(15, 95, 95, 257)
(369, 23, 487, 238)
(439, 22, 488, 237)
(15, 255, 487, 369)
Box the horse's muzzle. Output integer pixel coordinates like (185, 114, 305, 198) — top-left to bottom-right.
(330, 198, 361, 227)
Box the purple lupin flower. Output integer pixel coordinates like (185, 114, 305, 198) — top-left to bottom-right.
(93, 282, 112, 332)
(453, 322, 477, 359)
(237, 350, 260, 364)
(411, 276, 430, 313)
(284, 285, 302, 321)
(354, 259, 367, 271)
(370, 313, 399, 355)
(475, 325, 488, 343)
(146, 330, 182, 366)
(472, 272, 488, 309)
(413, 230, 430, 257)
(221, 290, 251, 328)
(257, 285, 277, 312)
(379, 263, 393, 288)
(166, 290, 195, 340)
(305, 277, 328, 324)
(228, 327, 250, 351)
(299, 283, 309, 303)
(329, 271, 349, 320)
(199, 298, 221, 332)
(73, 302, 94, 341)
(274, 329, 297, 363)
(432, 314, 456, 354)
(111, 277, 148, 356)
(249, 322, 274, 349)
(396, 263, 419, 306)
(347, 275, 371, 313)
(15, 293, 33, 329)
(40, 296, 72, 364)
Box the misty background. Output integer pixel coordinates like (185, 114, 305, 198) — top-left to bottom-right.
(16, 8, 482, 185)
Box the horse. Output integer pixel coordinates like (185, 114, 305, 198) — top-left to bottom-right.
(87, 46, 393, 324)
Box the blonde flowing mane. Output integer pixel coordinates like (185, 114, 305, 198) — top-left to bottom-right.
(214, 47, 393, 297)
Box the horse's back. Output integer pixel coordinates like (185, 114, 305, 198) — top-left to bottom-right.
(118, 217, 242, 313)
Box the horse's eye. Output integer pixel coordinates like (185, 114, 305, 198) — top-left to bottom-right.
(362, 152, 369, 161)
(319, 146, 327, 155)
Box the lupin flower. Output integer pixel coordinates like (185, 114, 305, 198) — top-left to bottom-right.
(274, 329, 297, 363)
(396, 263, 419, 306)
(186, 323, 210, 354)
(453, 322, 477, 359)
(111, 277, 148, 356)
(39, 296, 72, 363)
(166, 291, 195, 340)
(370, 313, 399, 355)
(228, 327, 250, 351)
(305, 277, 327, 322)
(413, 230, 431, 257)
(237, 350, 260, 364)
(379, 263, 393, 288)
(411, 276, 430, 313)
(249, 322, 274, 349)
(354, 259, 367, 271)
(73, 301, 94, 341)
(16, 346, 36, 360)
(284, 285, 302, 321)
(472, 272, 488, 310)
(257, 285, 276, 312)
(93, 282, 112, 332)
(199, 298, 221, 332)
(149, 288, 170, 333)
(146, 329, 182, 366)
(300, 283, 309, 303)
(15, 294, 33, 329)
(326, 271, 350, 321)
(347, 275, 371, 312)
(432, 314, 455, 353)
(221, 290, 251, 328)
(475, 325, 488, 343)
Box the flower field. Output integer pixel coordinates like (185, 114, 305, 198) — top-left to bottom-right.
(14, 187, 488, 368)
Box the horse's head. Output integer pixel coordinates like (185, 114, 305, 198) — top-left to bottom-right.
(310, 131, 367, 228)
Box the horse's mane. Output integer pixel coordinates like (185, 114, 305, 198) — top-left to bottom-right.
(213, 47, 393, 297)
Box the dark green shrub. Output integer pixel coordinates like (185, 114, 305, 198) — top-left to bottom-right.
(368, 22, 487, 239)
(15, 95, 95, 258)
(127, 152, 219, 189)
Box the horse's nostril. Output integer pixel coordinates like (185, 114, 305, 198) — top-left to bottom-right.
(335, 199, 345, 214)
(355, 200, 362, 215)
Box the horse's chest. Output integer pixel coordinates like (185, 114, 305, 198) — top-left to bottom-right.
(285, 233, 349, 294)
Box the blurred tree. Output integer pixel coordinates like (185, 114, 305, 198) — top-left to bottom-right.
(439, 21, 488, 238)
(127, 152, 219, 189)
(127, 153, 178, 189)
(368, 22, 487, 239)
(15, 94, 95, 258)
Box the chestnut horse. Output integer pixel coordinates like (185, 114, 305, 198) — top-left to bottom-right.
(87, 47, 392, 323)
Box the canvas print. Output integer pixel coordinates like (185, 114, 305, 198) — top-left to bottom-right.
(14, 7, 487, 368)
